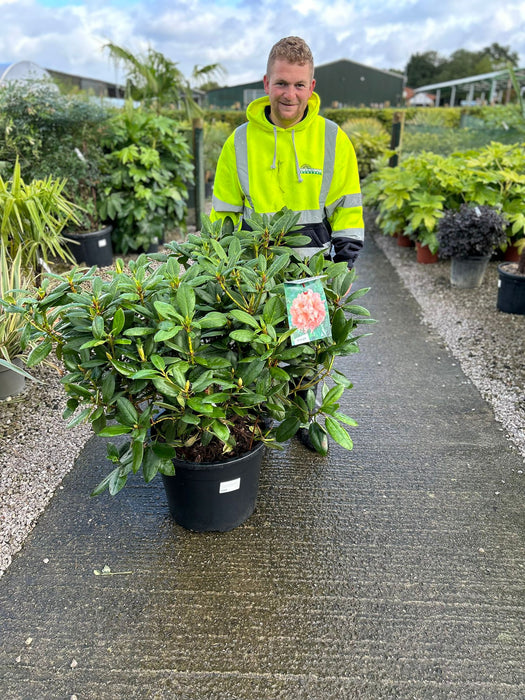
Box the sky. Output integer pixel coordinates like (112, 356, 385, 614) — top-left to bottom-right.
(1, 0, 524, 88)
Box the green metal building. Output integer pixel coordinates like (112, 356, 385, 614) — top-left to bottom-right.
(206, 59, 404, 111)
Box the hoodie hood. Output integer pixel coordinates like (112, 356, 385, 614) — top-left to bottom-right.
(245, 92, 321, 182)
(246, 91, 321, 132)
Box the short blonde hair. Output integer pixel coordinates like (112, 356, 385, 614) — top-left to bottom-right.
(267, 36, 314, 77)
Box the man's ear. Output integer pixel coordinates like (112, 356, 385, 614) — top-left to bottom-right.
(263, 74, 270, 94)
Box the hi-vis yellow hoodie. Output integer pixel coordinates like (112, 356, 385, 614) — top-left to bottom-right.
(210, 91, 364, 267)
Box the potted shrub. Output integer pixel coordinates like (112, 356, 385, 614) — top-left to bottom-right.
(436, 203, 507, 288)
(12, 209, 372, 531)
(0, 244, 35, 398)
(62, 146, 114, 268)
(497, 238, 525, 314)
(99, 103, 194, 254)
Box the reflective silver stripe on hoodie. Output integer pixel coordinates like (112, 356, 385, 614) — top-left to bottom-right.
(325, 192, 363, 219)
(319, 120, 338, 211)
(332, 226, 365, 242)
(234, 123, 253, 209)
(212, 194, 244, 213)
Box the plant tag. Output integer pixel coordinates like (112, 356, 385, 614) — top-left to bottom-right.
(284, 276, 331, 346)
(474, 206, 481, 217)
(98, 238, 107, 248)
(220, 477, 241, 494)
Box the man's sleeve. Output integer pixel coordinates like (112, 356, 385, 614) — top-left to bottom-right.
(209, 133, 243, 228)
(325, 129, 365, 268)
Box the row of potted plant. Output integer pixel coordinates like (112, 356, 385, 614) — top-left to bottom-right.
(362, 142, 525, 311)
(362, 141, 525, 258)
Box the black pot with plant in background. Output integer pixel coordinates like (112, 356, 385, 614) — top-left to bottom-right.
(497, 242, 525, 315)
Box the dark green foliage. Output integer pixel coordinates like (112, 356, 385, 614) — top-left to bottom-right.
(99, 103, 194, 253)
(13, 209, 372, 495)
(437, 204, 508, 258)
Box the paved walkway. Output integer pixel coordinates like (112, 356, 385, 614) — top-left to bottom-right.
(1, 235, 524, 699)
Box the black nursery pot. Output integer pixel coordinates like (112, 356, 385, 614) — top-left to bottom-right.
(64, 226, 113, 267)
(497, 263, 525, 315)
(161, 442, 265, 532)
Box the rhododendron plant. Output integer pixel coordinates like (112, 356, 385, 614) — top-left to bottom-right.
(10, 208, 373, 495)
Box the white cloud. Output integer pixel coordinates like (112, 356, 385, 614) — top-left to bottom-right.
(0, 0, 523, 87)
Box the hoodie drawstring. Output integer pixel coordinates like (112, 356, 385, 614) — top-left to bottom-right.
(291, 129, 303, 183)
(270, 126, 303, 183)
(271, 126, 277, 170)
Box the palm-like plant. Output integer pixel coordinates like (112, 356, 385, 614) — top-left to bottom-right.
(0, 243, 35, 378)
(0, 159, 80, 280)
(105, 42, 224, 117)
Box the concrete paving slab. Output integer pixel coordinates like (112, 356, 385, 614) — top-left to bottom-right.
(1, 235, 524, 700)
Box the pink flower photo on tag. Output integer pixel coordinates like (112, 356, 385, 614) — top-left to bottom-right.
(284, 276, 332, 346)
(289, 288, 326, 331)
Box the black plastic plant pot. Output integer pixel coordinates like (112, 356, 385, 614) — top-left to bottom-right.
(161, 442, 265, 532)
(64, 226, 113, 267)
(497, 263, 525, 315)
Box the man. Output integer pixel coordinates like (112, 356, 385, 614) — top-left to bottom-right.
(210, 36, 365, 450)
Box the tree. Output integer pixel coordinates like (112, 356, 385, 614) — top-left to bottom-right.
(406, 44, 521, 88)
(436, 49, 493, 83)
(104, 43, 224, 116)
(484, 43, 519, 69)
(406, 51, 445, 88)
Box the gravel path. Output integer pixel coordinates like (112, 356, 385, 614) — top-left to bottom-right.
(1, 223, 524, 577)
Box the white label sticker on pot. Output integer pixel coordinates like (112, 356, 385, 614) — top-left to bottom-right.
(498, 279, 502, 287)
(219, 477, 241, 494)
(98, 239, 107, 248)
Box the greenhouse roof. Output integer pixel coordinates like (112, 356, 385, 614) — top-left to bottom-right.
(413, 68, 525, 93)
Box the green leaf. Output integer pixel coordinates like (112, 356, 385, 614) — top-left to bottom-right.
(230, 329, 256, 342)
(230, 309, 260, 329)
(151, 354, 166, 371)
(92, 315, 105, 339)
(345, 305, 371, 317)
(325, 416, 353, 450)
(112, 308, 125, 335)
(275, 416, 301, 442)
(269, 366, 290, 381)
(116, 396, 138, 426)
(91, 470, 116, 496)
(109, 469, 128, 496)
(200, 311, 228, 329)
(66, 407, 91, 428)
(321, 385, 345, 409)
(101, 373, 115, 403)
(131, 439, 144, 473)
(333, 411, 358, 427)
(210, 420, 230, 443)
(97, 425, 133, 437)
(64, 382, 92, 399)
(177, 284, 195, 318)
(308, 422, 329, 456)
(152, 376, 181, 398)
(109, 358, 137, 377)
(142, 448, 160, 483)
(26, 340, 53, 367)
(153, 301, 178, 319)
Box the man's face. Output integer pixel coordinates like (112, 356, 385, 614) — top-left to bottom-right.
(263, 59, 315, 129)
